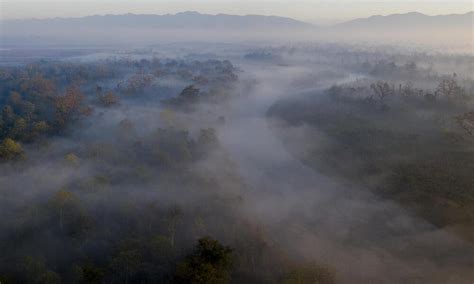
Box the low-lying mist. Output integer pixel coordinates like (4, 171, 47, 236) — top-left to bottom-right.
(0, 41, 473, 283)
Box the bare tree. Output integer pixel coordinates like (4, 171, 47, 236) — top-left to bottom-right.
(456, 111, 474, 136)
(371, 81, 394, 102)
(435, 74, 465, 99)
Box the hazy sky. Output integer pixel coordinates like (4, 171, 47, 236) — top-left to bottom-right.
(1, 0, 472, 24)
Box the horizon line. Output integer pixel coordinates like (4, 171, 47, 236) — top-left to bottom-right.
(2, 10, 473, 23)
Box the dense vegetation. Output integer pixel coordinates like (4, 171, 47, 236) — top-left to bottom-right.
(2, 43, 473, 283)
(0, 59, 334, 284)
(269, 73, 474, 243)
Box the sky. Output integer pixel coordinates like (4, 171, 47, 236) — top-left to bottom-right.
(0, 0, 472, 24)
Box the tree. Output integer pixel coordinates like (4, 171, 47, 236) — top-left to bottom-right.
(55, 85, 84, 129)
(75, 264, 105, 284)
(167, 205, 183, 249)
(174, 237, 234, 284)
(435, 74, 465, 100)
(38, 271, 61, 284)
(400, 81, 415, 97)
(167, 85, 200, 109)
(283, 264, 336, 284)
(150, 235, 175, 264)
(0, 138, 24, 161)
(198, 128, 218, 146)
(10, 118, 27, 140)
(456, 111, 474, 136)
(51, 190, 76, 231)
(32, 121, 50, 136)
(125, 73, 153, 95)
(19, 101, 35, 121)
(370, 81, 393, 102)
(20, 74, 57, 99)
(21, 256, 61, 284)
(179, 85, 200, 103)
(2, 105, 15, 126)
(64, 152, 80, 166)
(110, 248, 141, 284)
(22, 256, 47, 284)
(196, 128, 219, 157)
(8, 91, 23, 106)
(98, 90, 119, 107)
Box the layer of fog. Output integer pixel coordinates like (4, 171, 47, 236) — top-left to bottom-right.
(2, 20, 472, 54)
(215, 57, 474, 282)
(1, 44, 473, 283)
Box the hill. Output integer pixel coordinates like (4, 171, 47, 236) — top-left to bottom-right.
(335, 11, 473, 31)
(1, 11, 312, 31)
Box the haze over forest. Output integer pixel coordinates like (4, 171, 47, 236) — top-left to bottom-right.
(0, 1, 474, 284)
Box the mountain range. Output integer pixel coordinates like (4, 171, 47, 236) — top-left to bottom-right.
(1, 11, 472, 46)
(3, 11, 472, 31)
(334, 11, 473, 31)
(1, 11, 312, 31)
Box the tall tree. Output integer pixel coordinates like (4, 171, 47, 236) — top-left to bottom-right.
(174, 237, 234, 284)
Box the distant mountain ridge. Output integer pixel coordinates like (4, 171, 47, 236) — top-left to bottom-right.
(1, 11, 472, 47)
(3, 11, 472, 31)
(2, 11, 313, 30)
(335, 11, 473, 30)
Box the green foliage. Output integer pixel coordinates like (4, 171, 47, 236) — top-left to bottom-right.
(75, 264, 105, 284)
(0, 58, 304, 284)
(64, 152, 80, 166)
(0, 77, 85, 143)
(37, 270, 61, 284)
(20, 256, 61, 284)
(283, 264, 336, 284)
(0, 138, 24, 161)
(174, 237, 234, 284)
(270, 78, 474, 243)
(110, 248, 142, 281)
